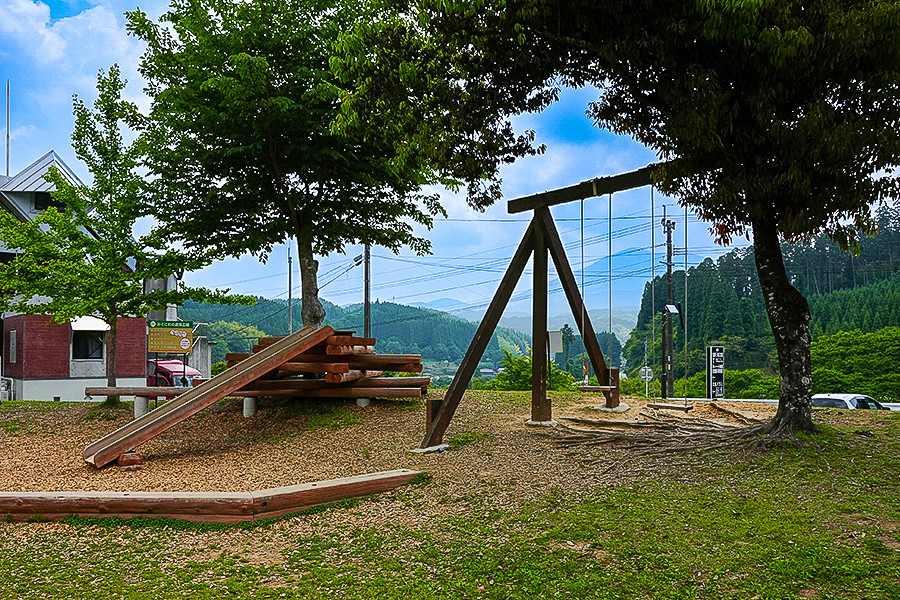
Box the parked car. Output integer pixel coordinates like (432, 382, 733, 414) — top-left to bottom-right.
(148, 359, 202, 388)
(811, 393, 890, 410)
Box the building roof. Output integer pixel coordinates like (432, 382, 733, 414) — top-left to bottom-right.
(0, 150, 82, 193)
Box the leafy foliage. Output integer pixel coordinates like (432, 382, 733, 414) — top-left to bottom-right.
(811, 327, 900, 401)
(129, 0, 444, 327)
(0, 66, 241, 385)
(487, 349, 575, 391)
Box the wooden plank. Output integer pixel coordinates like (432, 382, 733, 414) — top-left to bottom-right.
(647, 402, 694, 412)
(421, 220, 536, 448)
(83, 326, 336, 468)
(85, 387, 189, 397)
(0, 491, 254, 521)
(507, 162, 661, 213)
(326, 345, 374, 355)
(252, 470, 419, 520)
(328, 335, 376, 346)
(578, 386, 616, 391)
(298, 387, 423, 398)
(276, 361, 350, 374)
(0, 470, 420, 523)
(537, 208, 616, 407)
(256, 337, 284, 347)
(233, 376, 431, 393)
(325, 370, 365, 384)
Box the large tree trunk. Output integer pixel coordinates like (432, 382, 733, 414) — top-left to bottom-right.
(296, 230, 325, 329)
(752, 218, 817, 436)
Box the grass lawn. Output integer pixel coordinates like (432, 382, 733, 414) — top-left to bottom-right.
(0, 398, 898, 599)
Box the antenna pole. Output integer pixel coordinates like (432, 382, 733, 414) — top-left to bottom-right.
(5, 79, 9, 176)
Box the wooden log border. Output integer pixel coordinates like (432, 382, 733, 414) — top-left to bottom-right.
(0, 469, 419, 524)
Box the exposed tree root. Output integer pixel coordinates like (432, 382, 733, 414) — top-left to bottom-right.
(553, 409, 796, 458)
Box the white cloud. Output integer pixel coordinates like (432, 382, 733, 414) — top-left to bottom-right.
(0, 0, 66, 61)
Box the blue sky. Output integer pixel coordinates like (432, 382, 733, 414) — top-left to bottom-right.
(0, 0, 748, 327)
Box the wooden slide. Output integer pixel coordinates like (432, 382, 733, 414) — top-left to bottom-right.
(83, 326, 335, 468)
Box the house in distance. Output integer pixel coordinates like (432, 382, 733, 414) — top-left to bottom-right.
(0, 151, 147, 401)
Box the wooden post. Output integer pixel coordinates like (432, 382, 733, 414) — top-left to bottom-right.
(531, 218, 551, 423)
(608, 368, 620, 408)
(536, 209, 615, 406)
(419, 221, 536, 448)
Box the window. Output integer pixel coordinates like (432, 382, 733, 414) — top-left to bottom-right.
(8, 330, 16, 364)
(33, 192, 65, 212)
(72, 331, 104, 360)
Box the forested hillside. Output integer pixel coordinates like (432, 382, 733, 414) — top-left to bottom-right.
(180, 298, 531, 366)
(622, 203, 900, 378)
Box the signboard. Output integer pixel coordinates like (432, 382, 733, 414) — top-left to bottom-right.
(148, 320, 194, 353)
(706, 345, 725, 399)
(548, 330, 563, 355)
(639, 366, 654, 382)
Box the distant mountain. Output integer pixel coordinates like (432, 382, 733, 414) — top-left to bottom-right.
(180, 297, 531, 367)
(490, 308, 639, 345)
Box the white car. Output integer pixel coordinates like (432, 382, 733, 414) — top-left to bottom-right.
(811, 393, 891, 411)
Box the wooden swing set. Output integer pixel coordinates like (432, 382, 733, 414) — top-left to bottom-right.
(420, 163, 662, 449)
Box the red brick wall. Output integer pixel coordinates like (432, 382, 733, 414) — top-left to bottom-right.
(3, 314, 26, 379)
(22, 315, 70, 379)
(115, 317, 147, 377)
(2, 315, 147, 380)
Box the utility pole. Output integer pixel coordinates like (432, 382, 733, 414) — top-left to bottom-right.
(661, 207, 676, 398)
(287, 247, 292, 334)
(364, 242, 371, 338)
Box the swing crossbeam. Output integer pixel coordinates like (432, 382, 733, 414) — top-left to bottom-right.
(507, 162, 662, 213)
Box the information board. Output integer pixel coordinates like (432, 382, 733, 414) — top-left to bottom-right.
(148, 320, 194, 353)
(706, 345, 725, 399)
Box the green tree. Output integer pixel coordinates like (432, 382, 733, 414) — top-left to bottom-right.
(341, 0, 900, 436)
(488, 349, 575, 391)
(0, 66, 240, 386)
(128, 0, 443, 329)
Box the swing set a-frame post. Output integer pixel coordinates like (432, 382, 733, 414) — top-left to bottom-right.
(418, 162, 665, 450)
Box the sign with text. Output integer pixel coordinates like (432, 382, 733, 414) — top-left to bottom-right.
(148, 320, 194, 353)
(706, 345, 725, 399)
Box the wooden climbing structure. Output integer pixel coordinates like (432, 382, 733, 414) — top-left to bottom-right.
(84, 326, 429, 468)
(223, 332, 429, 399)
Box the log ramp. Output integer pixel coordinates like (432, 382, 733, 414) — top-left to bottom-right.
(0, 469, 419, 523)
(83, 326, 430, 468)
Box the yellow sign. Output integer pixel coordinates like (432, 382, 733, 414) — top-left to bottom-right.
(148, 320, 194, 353)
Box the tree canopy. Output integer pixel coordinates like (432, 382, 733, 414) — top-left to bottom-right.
(339, 0, 900, 436)
(128, 0, 447, 328)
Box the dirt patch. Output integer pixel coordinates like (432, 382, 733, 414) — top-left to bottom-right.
(0, 394, 781, 521)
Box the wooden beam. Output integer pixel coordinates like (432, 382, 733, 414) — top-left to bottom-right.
(235, 387, 423, 399)
(536, 208, 616, 407)
(532, 216, 550, 422)
(0, 470, 419, 523)
(275, 361, 350, 374)
(421, 220, 537, 448)
(325, 370, 365, 384)
(85, 387, 189, 397)
(507, 163, 661, 213)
